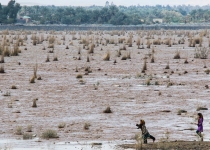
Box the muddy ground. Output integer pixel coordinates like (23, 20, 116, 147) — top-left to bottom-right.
(0, 29, 210, 149)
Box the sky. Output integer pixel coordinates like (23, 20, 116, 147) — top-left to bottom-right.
(0, 0, 209, 6)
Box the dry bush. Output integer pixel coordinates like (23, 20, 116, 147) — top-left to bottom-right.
(153, 38, 161, 45)
(127, 37, 132, 47)
(15, 126, 22, 135)
(23, 133, 33, 140)
(48, 36, 55, 44)
(0, 54, 4, 63)
(78, 47, 81, 54)
(42, 129, 58, 139)
(194, 47, 209, 59)
(145, 78, 150, 85)
(103, 51, 110, 61)
(117, 50, 121, 57)
(142, 60, 147, 72)
(184, 59, 188, 64)
(109, 38, 114, 44)
(103, 106, 112, 113)
(121, 55, 127, 60)
(76, 74, 83, 79)
(84, 123, 91, 130)
(26, 125, 32, 132)
(146, 39, 151, 48)
(178, 38, 185, 44)
(87, 55, 89, 62)
(165, 62, 170, 69)
(11, 85, 17, 89)
(136, 38, 141, 49)
(118, 38, 125, 43)
(0, 65, 5, 73)
(194, 37, 202, 44)
(3, 46, 10, 57)
(33, 40, 36, 46)
(11, 45, 19, 56)
(127, 51, 131, 59)
(88, 44, 94, 54)
(48, 44, 54, 48)
(151, 55, 154, 63)
(29, 76, 35, 83)
(32, 98, 38, 107)
(204, 69, 210, 74)
(120, 44, 126, 50)
(174, 50, 180, 59)
(46, 55, 50, 62)
(58, 122, 66, 128)
(53, 55, 58, 61)
(66, 45, 69, 49)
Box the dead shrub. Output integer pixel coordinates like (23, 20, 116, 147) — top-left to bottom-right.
(142, 60, 147, 72)
(32, 98, 38, 107)
(174, 50, 180, 59)
(194, 47, 209, 59)
(29, 76, 35, 83)
(46, 55, 50, 62)
(0, 54, 4, 63)
(0, 65, 5, 73)
(76, 74, 83, 79)
(103, 106, 112, 113)
(11, 85, 17, 89)
(23, 133, 33, 140)
(15, 126, 22, 135)
(84, 123, 91, 130)
(165, 62, 170, 69)
(58, 122, 66, 128)
(42, 129, 58, 139)
(53, 55, 58, 61)
(103, 51, 110, 61)
(26, 125, 32, 132)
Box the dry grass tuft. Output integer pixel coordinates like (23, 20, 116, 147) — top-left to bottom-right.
(76, 74, 83, 79)
(11, 85, 17, 89)
(103, 51, 110, 61)
(103, 106, 112, 113)
(142, 60, 147, 72)
(15, 126, 22, 135)
(0, 54, 4, 63)
(53, 55, 58, 61)
(165, 62, 170, 69)
(42, 129, 58, 139)
(174, 50, 180, 59)
(26, 125, 32, 132)
(23, 133, 33, 140)
(46, 55, 50, 62)
(32, 98, 38, 107)
(84, 123, 91, 130)
(0, 65, 5, 73)
(29, 76, 35, 83)
(58, 122, 66, 128)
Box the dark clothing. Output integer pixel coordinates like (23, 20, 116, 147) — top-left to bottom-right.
(141, 124, 155, 144)
(143, 133, 155, 143)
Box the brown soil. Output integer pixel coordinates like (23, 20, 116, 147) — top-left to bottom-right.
(120, 141, 210, 150)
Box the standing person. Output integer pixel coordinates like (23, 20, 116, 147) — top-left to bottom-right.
(136, 120, 155, 144)
(196, 113, 204, 141)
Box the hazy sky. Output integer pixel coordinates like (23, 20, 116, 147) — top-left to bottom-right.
(0, 0, 209, 6)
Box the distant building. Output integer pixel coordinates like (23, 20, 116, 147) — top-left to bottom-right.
(140, 19, 144, 23)
(153, 19, 163, 24)
(22, 16, 31, 23)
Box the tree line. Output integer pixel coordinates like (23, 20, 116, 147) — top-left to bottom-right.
(1, 0, 210, 25)
(0, 0, 21, 23)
